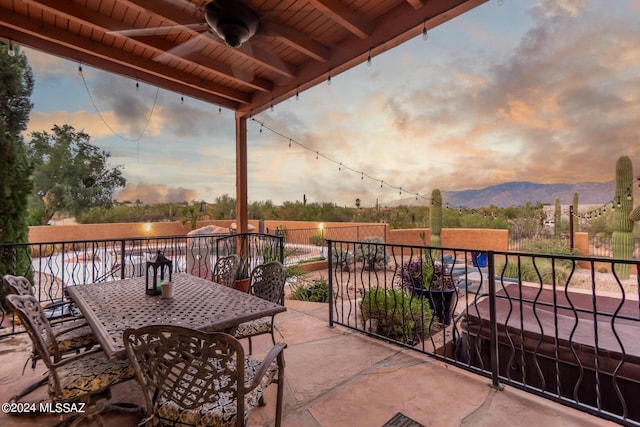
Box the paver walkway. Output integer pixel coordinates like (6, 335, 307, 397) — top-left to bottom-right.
(0, 300, 619, 426)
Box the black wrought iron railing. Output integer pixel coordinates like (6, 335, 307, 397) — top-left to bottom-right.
(0, 233, 284, 337)
(327, 238, 640, 427)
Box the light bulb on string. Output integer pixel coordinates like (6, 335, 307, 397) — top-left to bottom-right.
(327, 69, 332, 85)
(7, 40, 15, 57)
(259, 124, 263, 133)
(78, 64, 83, 75)
(361, 172, 364, 181)
(295, 86, 299, 100)
(288, 139, 292, 148)
(617, 196, 622, 208)
(270, 99, 274, 111)
(316, 152, 318, 160)
(627, 188, 632, 200)
(367, 49, 372, 66)
(136, 80, 140, 91)
(181, 95, 184, 104)
(338, 162, 342, 171)
(218, 107, 222, 114)
(422, 21, 428, 40)
(380, 180, 384, 188)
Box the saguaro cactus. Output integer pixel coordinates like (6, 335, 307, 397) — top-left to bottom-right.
(612, 155, 634, 279)
(430, 189, 442, 247)
(554, 198, 561, 239)
(572, 192, 579, 233)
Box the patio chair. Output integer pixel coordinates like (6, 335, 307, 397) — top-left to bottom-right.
(212, 253, 241, 287)
(5, 294, 141, 426)
(3, 274, 97, 370)
(233, 261, 286, 354)
(123, 324, 286, 427)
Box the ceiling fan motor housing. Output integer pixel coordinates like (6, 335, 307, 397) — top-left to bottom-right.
(205, 1, 259, 48)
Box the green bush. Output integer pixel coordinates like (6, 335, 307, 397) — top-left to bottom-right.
(355, 236, 389, 271)
(289, 277, 329, 303)
(360, 287, 434, 344)
(331, 247, 352, 271)
(309, 232, 324, 246)
(496, 256, 571, 286)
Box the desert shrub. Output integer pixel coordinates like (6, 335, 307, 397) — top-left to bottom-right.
(30, 244, 56, 258)
(355, 236, 389, 271)
(331, 247, 352, 271)
(285, 264, 305, 279)
(522, 240, 578, 270)
(360, 287, 433, 344)
(496, 256, 571, 285)
(289, 277, 329, 303)
(309, 232, 324, 246)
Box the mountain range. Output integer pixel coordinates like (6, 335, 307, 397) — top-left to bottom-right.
(386, 181, 616, 208)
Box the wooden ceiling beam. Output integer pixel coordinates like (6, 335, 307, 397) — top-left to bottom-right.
(406, 0, 426, 9)
(0, 9, 250, 105)
(264, 21, 330, 63)
(29, 0, 274, 92)
(308, 0, 373, 39)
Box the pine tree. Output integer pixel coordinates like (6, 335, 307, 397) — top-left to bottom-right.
(0, 42, 34, 291)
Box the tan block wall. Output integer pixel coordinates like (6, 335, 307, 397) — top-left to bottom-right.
(387, 228, 508, 251)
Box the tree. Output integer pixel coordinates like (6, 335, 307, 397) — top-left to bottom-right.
(0, 42, 34, 282)
(28, 124, 126, 224)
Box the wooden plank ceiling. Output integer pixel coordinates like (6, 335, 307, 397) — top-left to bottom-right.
(0, 0, 487, 116)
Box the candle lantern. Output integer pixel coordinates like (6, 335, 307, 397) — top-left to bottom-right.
(146, 251, 173, 296)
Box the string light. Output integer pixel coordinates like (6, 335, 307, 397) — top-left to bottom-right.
(327, 69, 332, 85)
(295, 86, 299, 100)
(136, 79, 140, 91)
(367, 49, 372, 66)
(181, 95, 184, 104)
(248, 117, 446, 205)
(7, 39, 15, 57)
(78, 64, 158, 144)
(422, 20, 428, 41)
(270, 99, 274, 111)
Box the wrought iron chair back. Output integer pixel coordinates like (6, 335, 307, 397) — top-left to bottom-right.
(234, 261, 286, 354)
(212, 254, 241, 287)
(5, 294, 139, 424)
(249, 261, 286, 304)
(124, 324, 286, 427)
(3, 274, 97, 369)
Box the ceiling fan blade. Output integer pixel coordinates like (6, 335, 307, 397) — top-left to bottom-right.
(229, 40, 255, 82)
(153, 32, 213, 63)
(109, 23, 208, 37)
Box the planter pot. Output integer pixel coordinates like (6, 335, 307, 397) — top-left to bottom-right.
(234, 278, 250, 293)
(408, 286, 455, 325)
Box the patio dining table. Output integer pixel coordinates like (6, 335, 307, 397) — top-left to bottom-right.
(66, 272, 286, 360)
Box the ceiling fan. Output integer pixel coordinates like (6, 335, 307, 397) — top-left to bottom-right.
(110, 0, 307, 84)
(203, 0, 259, 48)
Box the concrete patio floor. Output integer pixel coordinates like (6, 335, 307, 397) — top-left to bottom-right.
(0, 300, 619, 427)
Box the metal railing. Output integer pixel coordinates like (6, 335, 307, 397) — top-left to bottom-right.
(327, 238, 640, 426)
(269, 225, 386, 263)
(0, 233, 283, 337)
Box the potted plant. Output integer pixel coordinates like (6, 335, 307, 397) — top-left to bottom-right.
(399, 256, 458, 325)
(234, 254, 250, 292)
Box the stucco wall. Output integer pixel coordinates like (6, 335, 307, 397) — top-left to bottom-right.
(28, 220, 236, 243)
(387, 228, 509, 251)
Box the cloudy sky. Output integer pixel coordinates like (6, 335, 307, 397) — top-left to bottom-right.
(20, 0, 640, 208)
